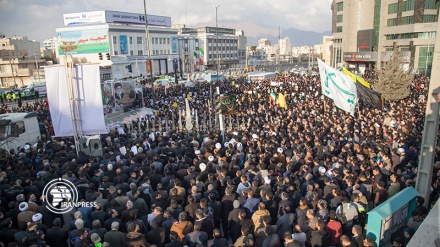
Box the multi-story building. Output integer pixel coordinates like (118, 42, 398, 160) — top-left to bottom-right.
(332, 0, 438, 75)
(177, 26, 244, 72)
(56, 10, 179, 81)
(236, 30, 248, 67)
(258, 39, 271, 48)
(0, 36, 45, 86)
(322, 36, 333, 64)
(43, 38, 57, 51)
(279, 37, 292, 55)
(278, 37, 292, 63)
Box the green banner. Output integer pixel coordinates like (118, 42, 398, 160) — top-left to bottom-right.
(57, 28, 110, 55)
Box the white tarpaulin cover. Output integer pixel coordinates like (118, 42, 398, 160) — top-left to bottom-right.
(45, 64, 107, 136)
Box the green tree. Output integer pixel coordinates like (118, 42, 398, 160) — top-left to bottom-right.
(375, 51, 412, 101)
(250, 45, 257, 56)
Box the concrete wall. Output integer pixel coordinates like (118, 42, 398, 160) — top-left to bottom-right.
(407, 198, 440, 246)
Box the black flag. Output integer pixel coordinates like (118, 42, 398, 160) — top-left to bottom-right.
(356, 79, 384, 110)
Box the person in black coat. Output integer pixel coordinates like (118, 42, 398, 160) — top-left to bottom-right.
(14, 222, 28, 247)
(46, 218, 69, 247)
(207, 228, 228, 247)
(88, 220, 107, 244)
(0, 218, 18, 246)
(165, 231, 185, 247)
(310, 220, 329, 247)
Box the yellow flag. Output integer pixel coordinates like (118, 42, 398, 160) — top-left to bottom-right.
(207, 100, 210, 106)
(232, 81, 235, 86)
(173, 102, 178, 108)
(187, 93, 190, 100)
(278, 93, 287, 109)
(241, 96, 244, 102)
(341, 66, 371, 88)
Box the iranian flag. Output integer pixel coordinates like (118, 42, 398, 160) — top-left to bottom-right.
(270, 91, 278, 104)
(193, 51, 198, 69)
(199, 47, 204, 65)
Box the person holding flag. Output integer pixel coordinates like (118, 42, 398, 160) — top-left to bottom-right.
(269, 90, 278, 106)
(317, 59, 358, 116)
(342, 67, 384, 110)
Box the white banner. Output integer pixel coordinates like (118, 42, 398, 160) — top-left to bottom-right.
(45, 64, 107, 136)
(105, 11, 171, 27)
(64, 11, 171, 27)
(317, 59, 357, 116)
(63, 11, 106, 26)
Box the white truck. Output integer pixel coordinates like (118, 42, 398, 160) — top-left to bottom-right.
(0, 112, 41, 151)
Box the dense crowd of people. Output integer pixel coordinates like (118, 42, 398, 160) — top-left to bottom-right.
(0, 71, 438, 247)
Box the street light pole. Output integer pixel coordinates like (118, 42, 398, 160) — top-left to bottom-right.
(277, 24, 281, 68)
(143, 0, 155, 109)
(212, 4, 220, 131)
(215, 5, 221, 81)
(34, 51, 41, 85)
(9, 59, 16, 87)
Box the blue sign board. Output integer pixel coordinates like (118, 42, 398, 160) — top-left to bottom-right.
(120, 35, 128, 54)
(171, 37, 178, 53)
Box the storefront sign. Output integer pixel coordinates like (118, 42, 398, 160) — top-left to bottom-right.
(343, 52, 378, 62)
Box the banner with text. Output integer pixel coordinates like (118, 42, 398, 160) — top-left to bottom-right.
(57, 28, 109, 55)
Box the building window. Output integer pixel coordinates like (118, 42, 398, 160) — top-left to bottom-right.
(336, 2, 343, 11)
(423, 15, 436, 23)
(159, 38, 162, 44)
(137, 37, 142, 44)
(400, 16, 414, 25)
(401, 33, 415, 39)
(387, 18, 398, 26)
(337, 14, 343, 23)
(425, 0, 436, 9)
(418, 46, 434, 73)
(385, 47, 394, 51)
(129, 37, 133, 44)
(418, 31, 436, 38)
(130, 50, 133, 55)
(336, 26, 343, 32)
(138, 50, 143, 55)
(400, 47, 410, 51)
(113, 36, 117, 44)
(388, 3, 398, 14)
(114, 51, 118, 55)
(403, 0, 415, 12)
(167, 38, 170, 44)
(386, 34, 399, 40)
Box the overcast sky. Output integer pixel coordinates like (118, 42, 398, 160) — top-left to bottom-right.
(0, 0, 332, 44)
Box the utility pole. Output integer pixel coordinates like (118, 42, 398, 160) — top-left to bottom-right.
(308, 46, 311, 71)
(277, 24, 281, 67)
(9, 59, 16, 87)
(415, 1, 440, 206)
(34, 51, 41, 85)
(213, 4, 220, 131)
(215, 4, 220, 81)
(143, 0, 155, 108)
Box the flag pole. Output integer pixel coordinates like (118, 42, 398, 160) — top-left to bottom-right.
(357, 99, 360, 117)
